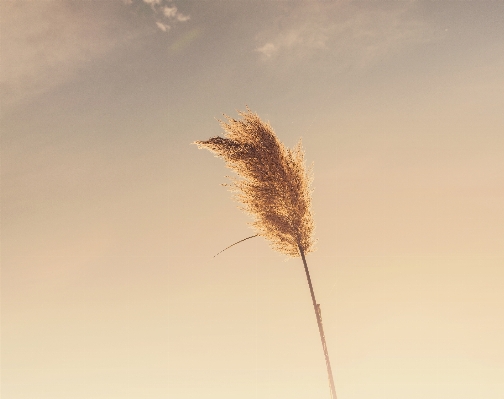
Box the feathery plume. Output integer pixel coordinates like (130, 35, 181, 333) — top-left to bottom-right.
(194, 108, 315, 257)
(194, 109, 337, 399)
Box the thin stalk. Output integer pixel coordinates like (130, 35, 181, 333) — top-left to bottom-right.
(298, 244, 337, 399)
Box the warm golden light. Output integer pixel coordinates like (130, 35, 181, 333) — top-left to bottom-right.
(2, 1, 503, 398)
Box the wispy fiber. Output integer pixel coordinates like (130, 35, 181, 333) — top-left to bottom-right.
(194, 108, 315, 257)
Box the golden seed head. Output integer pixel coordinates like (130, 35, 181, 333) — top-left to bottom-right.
(195, 108, 315, 257)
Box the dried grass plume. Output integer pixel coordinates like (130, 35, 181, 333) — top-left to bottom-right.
(194, 108, 315, 257)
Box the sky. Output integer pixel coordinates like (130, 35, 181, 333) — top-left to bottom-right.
(1, 1, 504, 398)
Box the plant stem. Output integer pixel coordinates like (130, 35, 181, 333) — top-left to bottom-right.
(298, 244, 337, 399)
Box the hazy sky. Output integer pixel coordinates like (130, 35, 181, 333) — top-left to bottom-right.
(2, 1, 504, 398)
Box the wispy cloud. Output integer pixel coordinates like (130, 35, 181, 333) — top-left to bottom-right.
(162, 5, 177, 18)
(0, 0, 191, 108)
(256, 42, 277, 58)
(0, 1, 128, 108)
(156, 21, 171, 32)
(134, 0, 190, 32)
(255, 2, 432, 68)
(256, 24, 328, 58)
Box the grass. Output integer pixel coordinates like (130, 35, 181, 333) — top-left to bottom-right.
(195, 108, 337, 399)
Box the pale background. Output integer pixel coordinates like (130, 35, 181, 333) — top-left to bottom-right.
(1, 1, 503, 398)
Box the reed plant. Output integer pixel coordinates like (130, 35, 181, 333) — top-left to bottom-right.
(194, 108, 337, 399)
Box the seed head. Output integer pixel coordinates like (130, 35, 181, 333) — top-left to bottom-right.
(194, 109, 315, 257)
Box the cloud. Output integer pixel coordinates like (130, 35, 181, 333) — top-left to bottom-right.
(156, 21, 171, 32)
(131, 0, 190, 32)
(254, 2, 432, 67)
(256, 42, 277, 58)
(256, 24, 328, 58)
(0, 0, 192, 107)
(176, 13, 190, 22)
(0, 1, 132, 108)
(162, 6, 177, 18)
